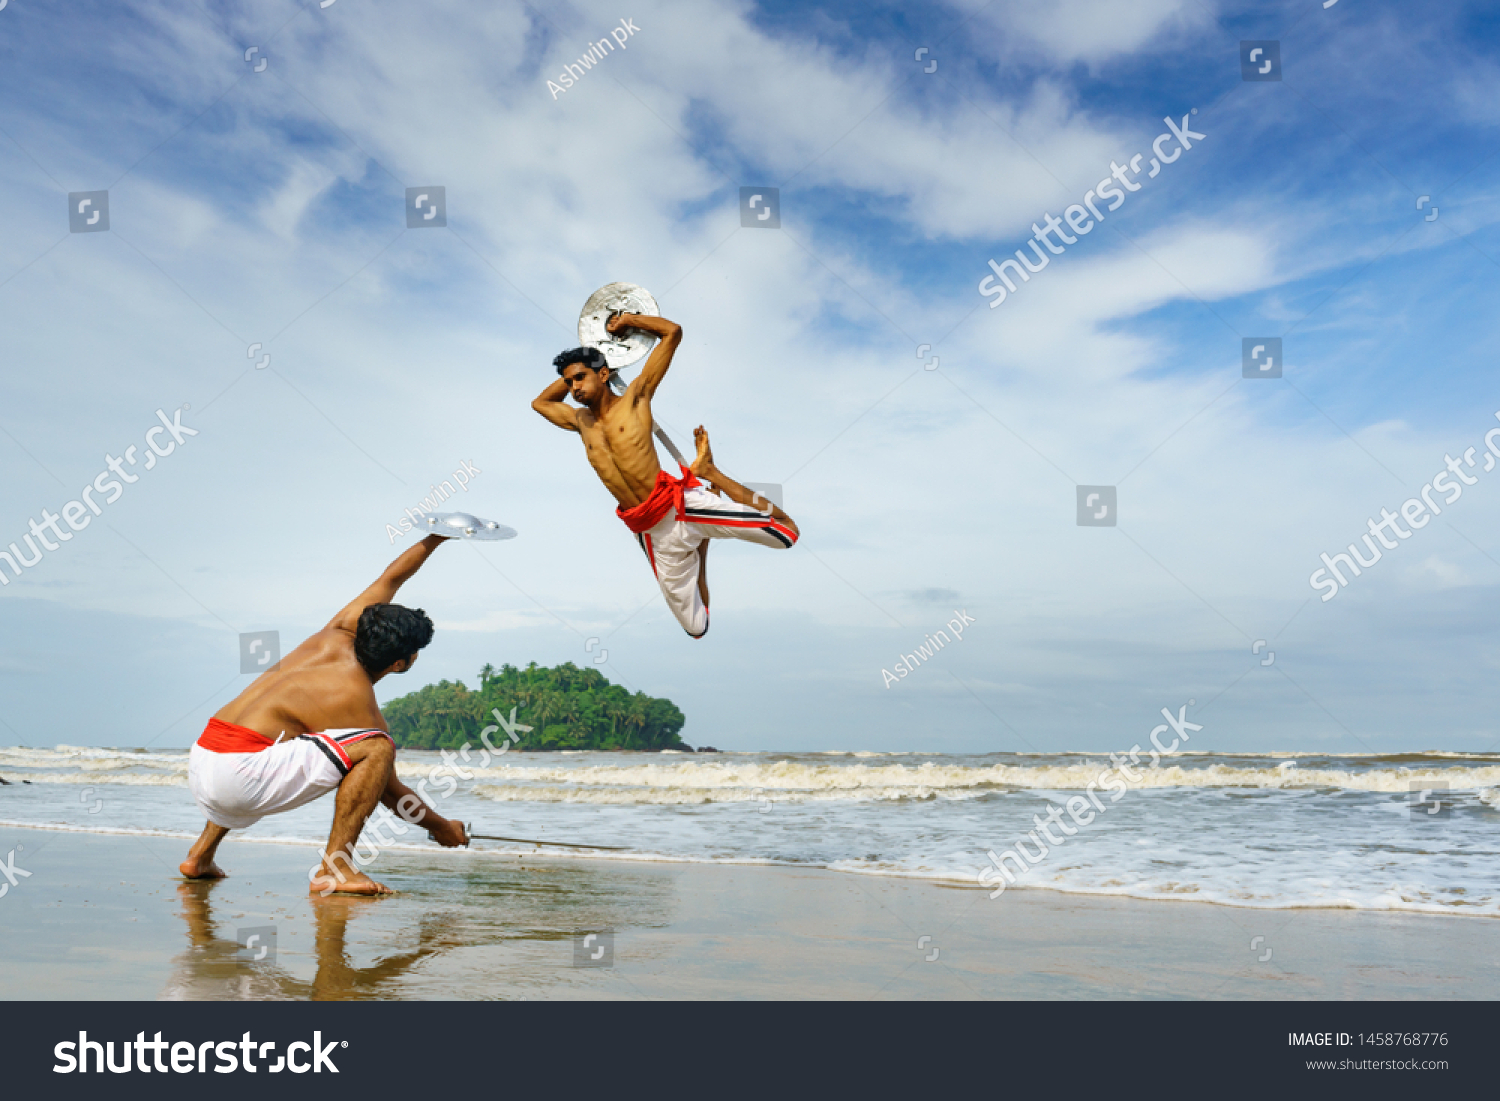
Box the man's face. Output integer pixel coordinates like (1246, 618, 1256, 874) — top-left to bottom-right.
(561, 363, 608, 405)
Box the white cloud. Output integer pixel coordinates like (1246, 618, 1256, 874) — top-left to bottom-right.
(1416, 555, 1472, 589)
(978, 0, 1215, 66)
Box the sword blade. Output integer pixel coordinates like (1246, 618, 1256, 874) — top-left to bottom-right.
(653, 423, 688, 467)
(466, 829, 626, 852)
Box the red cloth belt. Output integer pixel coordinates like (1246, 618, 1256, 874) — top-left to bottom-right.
(616, 466, 700, 534)
(196, 717, 275, 754)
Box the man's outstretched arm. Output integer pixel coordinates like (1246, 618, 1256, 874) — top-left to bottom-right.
(608, 313, 682, 404)
(384, 773, 468, 847)
(326, 534, 450, 633)
(531, 378, 579, 432)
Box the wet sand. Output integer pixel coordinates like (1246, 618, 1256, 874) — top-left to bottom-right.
(0, 825, 1496, 999)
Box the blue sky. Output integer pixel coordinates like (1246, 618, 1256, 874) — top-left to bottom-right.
(1, 0, 1498, 753)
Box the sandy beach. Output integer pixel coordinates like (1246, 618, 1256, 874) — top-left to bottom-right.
(1, 824, 1496, 1000)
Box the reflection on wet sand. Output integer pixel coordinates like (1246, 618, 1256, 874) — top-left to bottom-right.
(163, 881, 462, 1001)
(160, 855, 681, 999)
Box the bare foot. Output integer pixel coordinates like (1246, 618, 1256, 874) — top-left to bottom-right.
(179, 856, 227, 879)
(310, 871, 394, 897)
(690, 425, 717, 480)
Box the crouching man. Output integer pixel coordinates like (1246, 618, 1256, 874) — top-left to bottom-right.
(179, 534, 468, 895)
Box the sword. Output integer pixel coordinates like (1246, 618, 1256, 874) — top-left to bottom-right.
(464, 825, 626, 852)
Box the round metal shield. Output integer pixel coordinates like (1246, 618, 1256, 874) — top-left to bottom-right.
(577, 282, 660, 371)
(420, 512, 517, 541)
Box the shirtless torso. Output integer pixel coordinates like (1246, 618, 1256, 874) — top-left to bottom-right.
(575, 390, 662, 509)
(215, 628, 387, 742)
(531, 312, 682, 509)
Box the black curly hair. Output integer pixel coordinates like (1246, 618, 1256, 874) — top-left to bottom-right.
(354, 603, 434, 678)
(553, 346, 607, 375)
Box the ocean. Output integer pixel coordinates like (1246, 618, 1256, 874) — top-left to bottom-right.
(2, 744, 1498, 916)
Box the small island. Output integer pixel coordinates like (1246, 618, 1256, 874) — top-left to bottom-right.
(382, 662, 690, 752)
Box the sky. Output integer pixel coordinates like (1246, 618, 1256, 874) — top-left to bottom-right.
(1, 0, 1498, 753)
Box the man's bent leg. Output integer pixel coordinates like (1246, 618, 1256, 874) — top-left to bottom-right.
(646, 528, 710, 638)
(689, 426, 799, 537)
(696, 539, 711, 614)
(180, 822, 231, 879)
(311, 736, 397, 896)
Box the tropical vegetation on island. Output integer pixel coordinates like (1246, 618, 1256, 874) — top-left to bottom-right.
(382, 662, 688, 752)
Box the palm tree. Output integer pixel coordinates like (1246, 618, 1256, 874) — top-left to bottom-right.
(531, 693, 561, 732)
(624, 695, 650, 749)
(602, 695, 622, 740)
(562, 695, 584, 741)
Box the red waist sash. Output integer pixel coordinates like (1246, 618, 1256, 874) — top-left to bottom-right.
(616, 466, 700, 534)
(196, 717, 275, 755)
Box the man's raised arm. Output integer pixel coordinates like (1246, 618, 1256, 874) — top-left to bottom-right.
(531, 378, 579, 432)
(608, 313, 682, 404)
(326, 534, 450, 633)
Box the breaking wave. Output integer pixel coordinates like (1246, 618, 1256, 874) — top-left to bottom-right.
(419, 757, 1500, 804)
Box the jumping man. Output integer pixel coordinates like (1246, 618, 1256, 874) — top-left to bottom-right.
(179, 534, 468, 895)
(532, 312, 799, 638)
